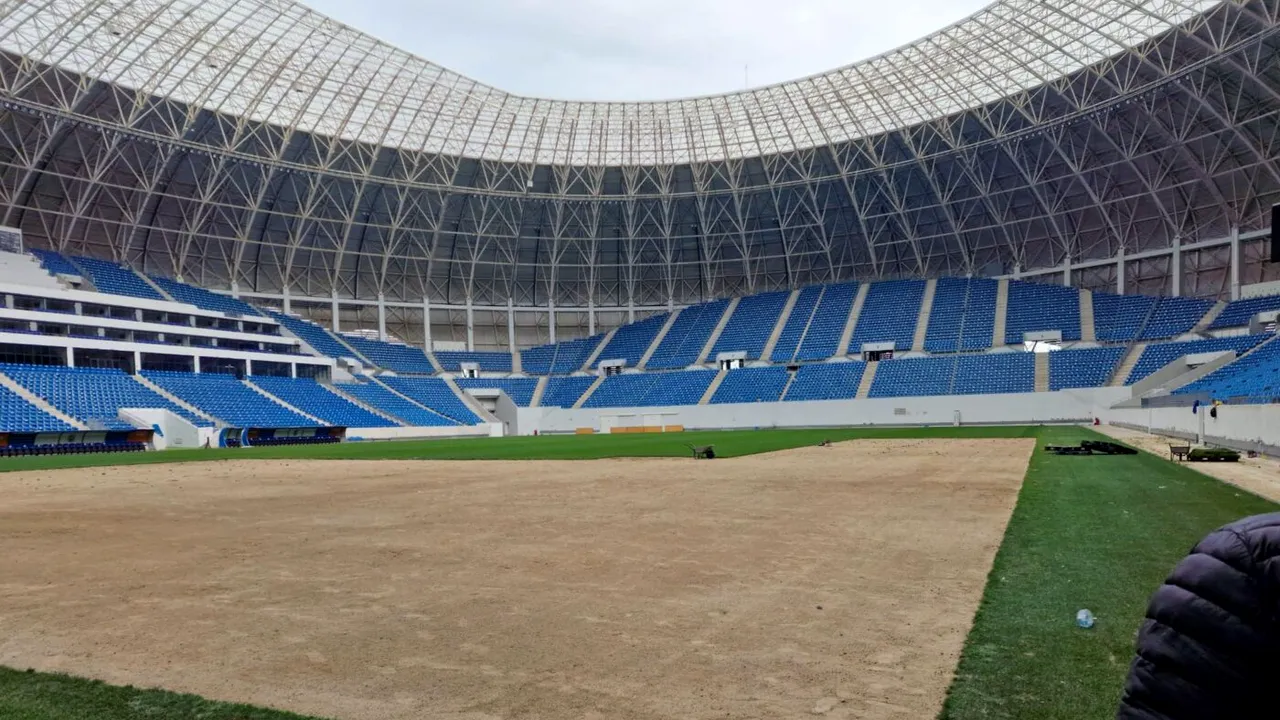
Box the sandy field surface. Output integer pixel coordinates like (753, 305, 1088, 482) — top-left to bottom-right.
(0, 438, 1034, 720)
(1097, 425, 1280, 503)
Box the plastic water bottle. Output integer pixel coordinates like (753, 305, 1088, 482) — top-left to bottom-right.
(1076, 609, 1095, 629)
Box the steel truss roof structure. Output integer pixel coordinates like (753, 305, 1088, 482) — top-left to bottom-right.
(1, 0, 1280, 317)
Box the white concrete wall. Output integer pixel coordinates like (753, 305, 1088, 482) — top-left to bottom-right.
(1105, 403, 1280, 455)
(118, 408, 199, 450)
(514, 387, 1129, 435)
(344, 424, 495, 442)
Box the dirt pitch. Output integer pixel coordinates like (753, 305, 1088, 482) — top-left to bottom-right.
(0, 438, 1033, 720)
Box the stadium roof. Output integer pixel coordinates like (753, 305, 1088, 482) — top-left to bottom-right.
(0, 0, 1222, 164)
(0, 0, 1278, 312)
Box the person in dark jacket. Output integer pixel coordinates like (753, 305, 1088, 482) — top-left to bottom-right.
(1117, 512, 1280, 719)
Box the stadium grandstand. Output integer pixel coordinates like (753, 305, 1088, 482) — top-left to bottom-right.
(0, 0, 1279, 450)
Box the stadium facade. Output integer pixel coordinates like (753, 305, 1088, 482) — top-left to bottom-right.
(2, 0, 1280, 349)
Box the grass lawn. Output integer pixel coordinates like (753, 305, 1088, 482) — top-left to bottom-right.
(0, 424, 1034, 472)
(1, 424, 1272, 719)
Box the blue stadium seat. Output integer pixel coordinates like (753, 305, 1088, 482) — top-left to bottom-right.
(435, 351, 514, 373)
(341, 336, 435, 373)
(332, 382, 458, 426)
(540, 376, 597, 407)
(1092, 293, 1155, 343)
(646, 300, 730, 369)
(143, 371, 316, 427)
(868, 356, 955, 398)
(1176, 337, 1280, 402)
(710, 366, 790, 404)
(454, 377, 538, 406)
(951, 353, 1035, 395)
(267, 311, 362, 360)
(796, 282, 857, 361)
(1141, 297, 1214, 340)
(770, 286, 823, 362)
(72, 256, 165, 300)
(2, 364, 214, 429)
(710, 290, 790, 360)
(1005, 281, 1080, 344)
(522, 335, 605, 375)
(851, 280, 926, 353)
(379, 377, 480, 424)
(0, 381, 77, 432)
(151, 276, 261, 316)
(583, 370, 716, 408)
(29, 248, 82, 277)
(1210, 294, 1280, 329)
(925, 278, 997, 352)
(1048, 347, 1127, 390)
(783, 362, 866, 401)
(593, 313, 669, 368)
(250, 376, 398, 427)
(1126, 335, 1270, 384)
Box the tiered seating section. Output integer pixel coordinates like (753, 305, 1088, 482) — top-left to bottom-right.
(249, 376, 397, 428)
(73, 256, 166, 301)
(710, 291, 789, 359)
(540, 376, 596, 407)
(333, 382, 457, 426)
(1126, 335, 1269, 384)
(144, 371, 315, 428)
(379, 377, 480, 424)
(1, 364, 213, 429)
(796, 282, 857, 361)
(342, 336, 434, 373)
(1211, 295, 1280, 329)
(1178, 337, 1280, 402)
(851, 280, 925, 352)
(435, 351, 513, 372)
(770, 286, 823, 362)
(521, 335, 603, 375)
(583, 370, 717, 408)
(646, 300, 729, 369)
(151, 276, 261, 316)
(454, 377, 538, 406)
(1093, 293, 1155, 342)
(0, 382, 75, 432)
(710, 366, 791, 404)
(268, 312, 360, 360)
(593, 313, 668, 368)
(1048, 347, 1126, 391)
(784, 363, 865, 402)
(30, 249, 82, 277)
(1005, 281, 1080, 343)
(926, 278, 996, 352)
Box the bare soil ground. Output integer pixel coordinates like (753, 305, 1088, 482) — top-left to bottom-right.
(0, 438, 1033, 720)
(1097, 425, 1280, 503)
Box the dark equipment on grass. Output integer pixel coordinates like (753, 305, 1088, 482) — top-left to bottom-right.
(1187, 448, 1240, 462)
(688, 444, 716, 459)
(1044, 440, 1138, 456)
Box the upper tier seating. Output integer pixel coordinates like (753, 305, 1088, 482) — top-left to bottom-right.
(379, 377, 480, 424)
(143, 370, 315, 427)
(249, 376, 397, 428)
(710, 366, 790, 404)
(72, 256, 165, 301)
(29, 249, 82, 277)
(1211, 294, 1280, 329)
(341, 336, 434, 373)
(0, 250, 61, 290)
(522, 335, 604, 375)
(593, 313, 668, 368)
(0, 382, 75, 432)
(770, 286, 823, 362)
(796, 282, 857, 361)
(540, 376, 597, 407)
(1, 364, 213, 429)
(951, 353, 1035, 395)
(850, 280, 926, 352)
(646, 300, 730, 369)
(435, 351, 514, 373)
(583, 370, 717, 408)
(150, 276, 261, 316)
(1176, 336, 1280, 402)
(1126, 334, 1270, 384)
(1005, 281, 1080, 344)
(709, 290, 790, 360)
(332, 382, 457, 426)
(868, 356, 956, 398)
(454, 377, 538, 406)
(783, 362, 865, 402)
(1142, 297, 1214, 340)
(924, 278, 997, 352)
(267, 312, 361, 361)
(1048, 347, 1127, 391)
(1093, 293, 1156, 343)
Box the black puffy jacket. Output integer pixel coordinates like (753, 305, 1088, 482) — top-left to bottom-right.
(1117, 513, 1280, 719)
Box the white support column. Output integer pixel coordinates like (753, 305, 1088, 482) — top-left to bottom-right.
(282, 286, 292, 315)
(133, 351, 141, 375)
(548, 299, 557, 344)
(377, 293, 387, 341)
(506, 298, 516, 351)
(627, 298, 635, 324)
(1171, 236, 1182, 297)
(1229, 227, 1241, 301)
(587, 297, 596, 336)
(66, 346, 74, 367)
(230, 280, 240, 299)
(1062, 256, 1072, 287)
(465, 297, 475, 351)
(290, 363, 297, 378)
(422, 297, 432, 352)
(1116, 248, 1126, 295)
(330, 289, 340, 333)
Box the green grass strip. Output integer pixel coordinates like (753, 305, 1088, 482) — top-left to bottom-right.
(940, 426, 1278, 719)
(0, 424, 1035, 472)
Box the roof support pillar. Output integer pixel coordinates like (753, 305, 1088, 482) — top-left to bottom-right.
(282, 286, 291, 315)
(547, 299, 557, 345)
(422, 297, 432, 352)
(377, 294, 387, 341)
(507, 298, 516, 352)
(330, 289, 340, 333)
(1116, 248, 1126, 295)
(588, 296, 596, 336)
(1229, 227, 1241, 301)
(1062, 256, 1072, 287)
(1171, 236, 1182, 297)
(465, 297, 475, 351)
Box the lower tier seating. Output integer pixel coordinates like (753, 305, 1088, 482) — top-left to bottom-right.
(379, 377, 481, 424)
(0, 383, 76, 432)
(1, 364, 214, 429)
(435, 351, 514, 373)
(711, 366, 790, 404)
(1048, 347, 1127, 390)
(784, 362, 865, 402)
(540, 376, 597, 407)
(1126, 335, 1270, 384)
(250, 376, 398, 428)
(143, 371, 316, 428)
(583, 370, 717, 408)
(332, 382, 459, 426)
(454, 377, 538, 406)
(1176, 337, 1280, 402)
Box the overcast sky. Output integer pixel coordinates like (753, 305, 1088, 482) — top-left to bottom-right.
(301, 0, 991, 101)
